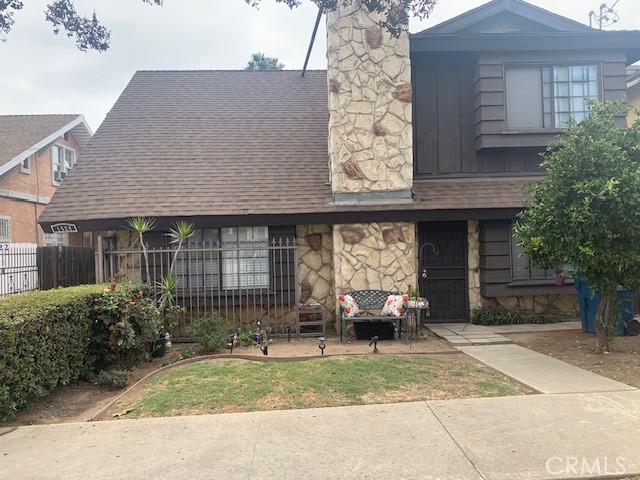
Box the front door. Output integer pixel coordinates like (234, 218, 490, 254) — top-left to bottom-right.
(418, 222, 469, 323)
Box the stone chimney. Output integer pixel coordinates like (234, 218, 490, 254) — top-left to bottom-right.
(327, 0, 413, 204)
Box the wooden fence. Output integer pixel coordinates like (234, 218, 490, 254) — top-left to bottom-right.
(37, 246, 96, 291)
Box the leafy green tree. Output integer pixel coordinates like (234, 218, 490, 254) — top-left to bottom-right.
(245, 52, 284, 70)
(0, 0, 438, 51)
(515, 101, 640, 353)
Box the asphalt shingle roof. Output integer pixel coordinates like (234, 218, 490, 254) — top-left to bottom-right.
(40, 70, 530, 226)
(0, 114, 81, 167)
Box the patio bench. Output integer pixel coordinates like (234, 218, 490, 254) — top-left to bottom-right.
(340, 289, 407, 343)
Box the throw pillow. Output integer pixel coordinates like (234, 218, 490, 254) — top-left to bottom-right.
(382, 294, 405, 317)
(338, 294, 360, 317)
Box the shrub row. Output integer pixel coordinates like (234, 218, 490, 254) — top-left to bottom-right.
(472, 305, 572, 326)
(0, 283, 160, 420)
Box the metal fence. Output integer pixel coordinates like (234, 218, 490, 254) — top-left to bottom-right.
(0, 244, 38, 297)
(103, 238, 298, 336)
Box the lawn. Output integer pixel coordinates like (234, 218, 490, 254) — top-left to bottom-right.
(115, 355, 531, 418)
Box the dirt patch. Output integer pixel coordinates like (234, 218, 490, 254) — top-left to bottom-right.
(506, 330, 640, 388)
(2, 333, 455, 426)
(1, 360, 161, 428)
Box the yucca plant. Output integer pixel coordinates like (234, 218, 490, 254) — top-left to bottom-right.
(127, 217, 156, 284)
(168, 221, 195, 276)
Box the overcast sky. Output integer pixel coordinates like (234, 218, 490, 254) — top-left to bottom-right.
(0, 0, 638, 130)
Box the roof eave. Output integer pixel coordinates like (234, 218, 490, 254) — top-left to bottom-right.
(414, 0, 593, 36)
(0, 115, 93, 177)
(410, 31, 640, 63)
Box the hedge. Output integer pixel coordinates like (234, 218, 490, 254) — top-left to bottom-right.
(0, 283, 160, 420)
(0, 285, 104, 419)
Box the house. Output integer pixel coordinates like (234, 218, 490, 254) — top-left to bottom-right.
(627, 65, 640, 126)
(0, 115, 92, 246)
(39, 0, 640, 331)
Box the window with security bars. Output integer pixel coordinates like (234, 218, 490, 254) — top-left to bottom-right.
(506, 64, 600, 130)
(0, 217, 10, 243)
(510, 225, 555, 281)
(172, 226, 269, 291)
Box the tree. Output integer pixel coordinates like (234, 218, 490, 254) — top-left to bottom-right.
(245, 52, 284, 70)
(0, 0, 438, 52)
(514, 101, 640, 353)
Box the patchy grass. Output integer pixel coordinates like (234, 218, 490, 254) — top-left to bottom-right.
(118, 355, 530, 419)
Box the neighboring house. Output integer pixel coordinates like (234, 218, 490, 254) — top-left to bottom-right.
(627, 65, 640, 126)
(39, 0, 640, 328)
(0, 115, 92, 246)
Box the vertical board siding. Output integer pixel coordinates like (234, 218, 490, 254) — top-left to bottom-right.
(413, 52, 478, 175)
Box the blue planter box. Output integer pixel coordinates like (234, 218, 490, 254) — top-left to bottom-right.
(573, 275, 633, 336)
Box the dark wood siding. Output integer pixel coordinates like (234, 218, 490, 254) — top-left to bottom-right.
(413, 52, 477, 175)
(479, 220, 577, 297)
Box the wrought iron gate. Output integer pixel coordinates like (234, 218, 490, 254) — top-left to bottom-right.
(418, 222, 469, 322)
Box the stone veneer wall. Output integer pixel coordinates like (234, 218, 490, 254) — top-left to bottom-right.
(484, 294, 578, 314)
(467, 220, 482, 314)
(326, 1, 413, 194)
(297, 225, 335, 326)
(333, 221, 416, 299)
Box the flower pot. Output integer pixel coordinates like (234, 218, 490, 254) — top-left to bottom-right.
(152, 337, 166, 358)
(555, 275, 565, 286)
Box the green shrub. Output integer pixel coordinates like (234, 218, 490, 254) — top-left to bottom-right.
(472, 306, 571, 326)
(97, 369, 129, 389)
(0, 284, 105, 420)
(0, 282, 162, 420)
(88, 284, 162, 371)
(186, 312, 225, 353)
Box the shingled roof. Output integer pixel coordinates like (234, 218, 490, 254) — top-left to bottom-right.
(0, 114, 92, 175)
(40, 69, 528, 231)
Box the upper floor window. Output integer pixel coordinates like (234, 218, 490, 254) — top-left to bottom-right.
(506, 64, 600, 130)
(52, 145, 75, 185)
(20, 157, 30, 174)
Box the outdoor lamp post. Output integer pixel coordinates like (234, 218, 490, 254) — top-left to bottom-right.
(284, 324, 291, 342)
(318, 336, 326, 355)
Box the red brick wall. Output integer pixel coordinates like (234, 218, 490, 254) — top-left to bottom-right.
(0, 132, 83, 245)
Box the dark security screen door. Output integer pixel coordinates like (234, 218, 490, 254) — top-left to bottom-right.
(418, 222, 469, 323)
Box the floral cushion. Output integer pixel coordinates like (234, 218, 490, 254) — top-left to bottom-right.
(382, 294, 406, 317)
(338, 294, 360, 317)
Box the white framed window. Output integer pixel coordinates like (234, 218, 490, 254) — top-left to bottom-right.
(20, 157, 30, 174)
(506, 64, 600, 130)
(82, 232, 93, 247)
(222, 226, 269, 290)
(52, 145, 75, 185)
(0, 216, 11, 243)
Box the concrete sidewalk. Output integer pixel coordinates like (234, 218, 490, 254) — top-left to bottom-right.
(2, 393, 640, 480)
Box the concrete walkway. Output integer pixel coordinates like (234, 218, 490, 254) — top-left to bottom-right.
(2, 393, 640, 480)
(426, 321, 581, 346)
(459, 343, 635, 394)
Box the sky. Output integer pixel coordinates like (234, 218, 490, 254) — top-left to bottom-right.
(0, 0, 639, 131)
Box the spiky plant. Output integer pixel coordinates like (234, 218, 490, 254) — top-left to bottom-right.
(127, 216, 156, 284)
